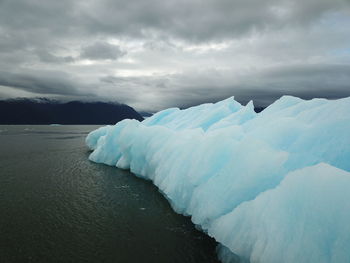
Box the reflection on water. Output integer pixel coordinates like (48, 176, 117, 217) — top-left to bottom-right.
(0, 125, 220, 263)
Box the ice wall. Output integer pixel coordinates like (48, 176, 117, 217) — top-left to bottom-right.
(86, 96, 350, 263)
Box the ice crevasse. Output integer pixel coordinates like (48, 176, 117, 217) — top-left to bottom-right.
(86, 96, 350, 263)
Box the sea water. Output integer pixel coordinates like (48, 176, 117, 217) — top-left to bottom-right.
(0, 125, 220, 263)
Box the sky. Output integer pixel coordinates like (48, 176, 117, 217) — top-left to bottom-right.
(0, 0, 350, 112)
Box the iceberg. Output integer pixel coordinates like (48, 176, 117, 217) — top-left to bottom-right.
(86, 96, 350, 263)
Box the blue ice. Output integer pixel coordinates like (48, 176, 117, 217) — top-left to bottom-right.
(86, 96, 350, 263)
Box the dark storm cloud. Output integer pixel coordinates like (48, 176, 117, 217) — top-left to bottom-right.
(1, 0, 348, 45)
(0, 0, 78, 34)
(0, 0, 349, 110)
(84, 0, 350, 41)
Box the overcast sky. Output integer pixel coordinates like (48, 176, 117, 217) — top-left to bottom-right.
(0, 0, 349, 111)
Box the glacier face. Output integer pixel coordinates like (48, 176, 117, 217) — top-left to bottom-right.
(86, 96, 350, 263)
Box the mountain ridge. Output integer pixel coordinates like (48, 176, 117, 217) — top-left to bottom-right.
(0, 98, 143, 124)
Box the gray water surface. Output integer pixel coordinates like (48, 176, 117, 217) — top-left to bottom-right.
(0, 125, 220, 263)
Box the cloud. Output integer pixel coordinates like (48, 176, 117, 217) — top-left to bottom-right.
(83, 0, 350, 42)
(36, 49, 75, 63)
(98, 62, 350, 111)
(0, 0, 349, 111)
(0, 70, 91, 96)
(80, 42, 126, 60)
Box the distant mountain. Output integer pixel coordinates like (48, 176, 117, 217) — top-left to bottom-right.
(138, 111, 153, 118)
(0, 98, 143, 124)
(254, 107, 265, 113)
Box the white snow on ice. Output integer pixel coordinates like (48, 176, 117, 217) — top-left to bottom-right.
(86, 96, 350, 263)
